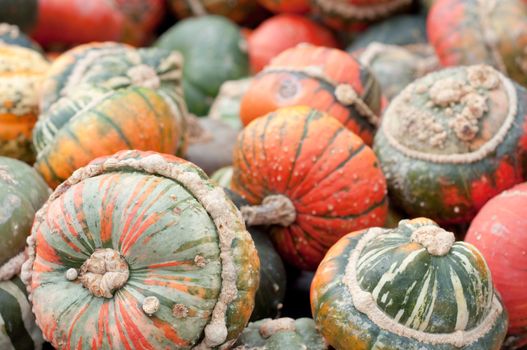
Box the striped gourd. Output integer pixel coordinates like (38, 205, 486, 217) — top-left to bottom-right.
(168, 0, 257, 23)
(33, 86, 187, 188)
(0, 43, 49, 163)
(39, 42, 183, 113)
(232, 106, 388, 270)
(0, 23, 41, 52)
(0, 277, 43, 350)
(234, 318, 327, 350)
(240, 44, 382, 145)
(22, 150, 260, 350)
(428, 0, 527, 87)
(311, 218, 508, 350)
(374, 64, 527, 224)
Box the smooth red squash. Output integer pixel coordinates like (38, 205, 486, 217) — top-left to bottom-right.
(232, 106, 388, 270)
(31, 0, 164, 48)
(240, 44, 382, 145)
(257, 0, 310, 13)
(465, 183, 527, 349)
(248, 15, 338, 73)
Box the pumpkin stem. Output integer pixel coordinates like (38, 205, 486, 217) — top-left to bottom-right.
(241, 195, 296, 227)
(410, 225, 455, 256)
(78, 248, 129, 298)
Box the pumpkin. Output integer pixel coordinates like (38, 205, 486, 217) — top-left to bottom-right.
(31, 0, 164, 48)
(247, 14, 338, 73)
(465, 183, 527, 349)
(428, 0, 527, 87)
(33, 86, 187, 188)
(226, 189, 286, 322)
(347, 14, 428, 51)
(209, 78, 251, 130)
(311, 217, 508, 350)
(0, 23, 42, 52)
(21, 149, 260, 349)
(232, 106, 388, 270)
(233, 318, 327, 349)
(0, 0, 38, 32)
(0, 43, 49, 163)
(240, 44, 382, 145)
(39, 42, 183, 114)
(352, 43, 439, 100)
(156, 15, 250, 116)
(168, 0, 258, 23)
(311, 0, 413, 32)
(374, 65, 527, 225)
(211, 166, 234, 189)
(257, 0, 310, 13)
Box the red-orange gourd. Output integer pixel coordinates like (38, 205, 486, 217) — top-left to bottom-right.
(257, 0, 310, 13)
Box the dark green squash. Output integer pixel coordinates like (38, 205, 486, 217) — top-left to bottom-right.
(155, 15, 250, 116)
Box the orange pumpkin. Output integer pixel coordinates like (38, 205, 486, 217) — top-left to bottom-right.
(240, 44, 382, 145)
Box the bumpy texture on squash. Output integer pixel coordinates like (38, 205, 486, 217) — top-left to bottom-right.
(311, 218, 508, 350)
(374, 65, 527, 224)
(240, 44, 382, 145)
(465, 183, 527, 349)
(22, 150, 260, 350)
(169, 0, 257, 23)
(232, 106, 388, 270)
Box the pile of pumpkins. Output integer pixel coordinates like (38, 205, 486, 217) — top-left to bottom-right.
(0, 0, 526, 349)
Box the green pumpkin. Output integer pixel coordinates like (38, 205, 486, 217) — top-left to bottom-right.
(234, 318, 327, 350)
(0, 0, 38, 32)
(209, 78, 251, 130)
(311, 218, 508, 350)
(0, 23, 42, 52)
(0, 156, 49, 273)
(155, 15, 250, 116)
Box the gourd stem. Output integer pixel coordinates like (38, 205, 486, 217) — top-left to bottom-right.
(78, 248, 129, 298)
(241, 195, 296, 227)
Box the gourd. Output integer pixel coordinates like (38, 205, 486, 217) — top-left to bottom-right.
(0, 43, 49, 163)
(209, 78, 251, 130)
(168, 0, 257, 23)
(465, 183, 527, 349)
(211, 166, 234, 189)
(232, 106, 388, 270)
(311, 218, 508, 350)
(374, 65, 527, 225)
(240, 44, 382, 145)
(247, 14, 338, 73)
(156, 16, 250, 116)
(33, 86, 187, 188)
(22, 149, 260, 349)
(0, 23, 42, 51)
(428, 0, 527, 87)
(233, 318, 327, 349)
(257, 0, 310, 13)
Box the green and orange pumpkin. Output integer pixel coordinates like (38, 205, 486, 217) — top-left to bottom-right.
(374, 65, 527, 225)
(33, 86, 187, 188)
(465, 183, 527, 349)
(232, 106, 388, 270)
(240, 44, 382, 145)
(428, 0, 527, 87)
(169, 0, 258, 23)
(311, 218, 508, 349)
(22, 149, 260, 349)
(0, 43, 49, 163)
(257, 0, 310, 13)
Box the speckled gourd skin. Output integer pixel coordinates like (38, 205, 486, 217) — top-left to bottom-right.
(22, 150, 260, 350)
(169, 0, 257, 23)
(33, 86, 188, 188)
(0, 43, 49, 163)
(155, 16, 249, 116)
(234, 318, 327, 350)
(374, 65, 527, 225)
(428, 0, 527, 87)
(311, 218, 508, 350)
(0, 156, 49, 268)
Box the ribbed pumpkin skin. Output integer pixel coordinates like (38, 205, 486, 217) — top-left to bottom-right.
(31, 0, 164, 47)
(465, 183, 527, 348)
(0, 0, 38, 32)
(34, 87, 187, 188)
(234, 318, 327, 349)
(257, 0, 310, 13)
(155, 16, 250, 116)
(0, 156, 49, 267)
(169, 0, 257, 23)
(240, 45, 382, 145)
(24, 150, 259, 350)
(0, 44, 48, 163)
(311, 218, 508, 350)
(0, 23, 42, 52)
(374, 65, 527, 225)
(428, 0, 527, 87)
(232, 106, 388, 270)
(248, 15, 338, 73)
(0, 277, 44, 350)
